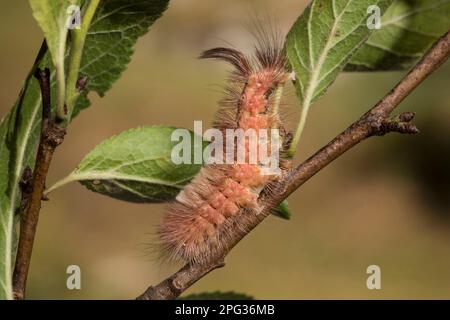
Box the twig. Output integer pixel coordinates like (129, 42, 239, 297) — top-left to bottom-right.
(137, 261, 225, 300)
(12, 68, 66, 300)
(137, 29, 450, 300)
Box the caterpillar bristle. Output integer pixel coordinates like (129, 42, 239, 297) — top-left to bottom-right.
(157, 30, 292, 266)
(200, 47, 252, 77)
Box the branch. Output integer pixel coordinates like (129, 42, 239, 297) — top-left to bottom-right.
(137, 30, 450, 300)
(137, 261, 225, 300)
(12, 68, 66, 300)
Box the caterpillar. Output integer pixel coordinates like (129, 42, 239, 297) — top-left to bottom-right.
(158, 33, 292, 265)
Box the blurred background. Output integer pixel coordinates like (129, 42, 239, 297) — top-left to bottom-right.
(1, 0, 450, 299)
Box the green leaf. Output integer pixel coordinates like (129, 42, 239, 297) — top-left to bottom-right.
(65, 0, 101, 121)
(0, 46, 53, 300)
(72, 0, 170, 117)
(29, 0, 74, 66)
(180, 291, 254, 300)
(0, 1, 168, 299)
(271, 200, 291, 220)
(285, 0, 394, 155)
(46, 126, 203, 203)
(347, 0, 450, 71)
(29, 0, 78, 119)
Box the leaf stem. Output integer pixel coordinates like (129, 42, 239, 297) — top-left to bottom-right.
(43, 173, 77, 196)
(55, 59, 67, 121)
(288, 100, 311, 157)
(272, 84, 284, 116)
(65, 0, 101, 122)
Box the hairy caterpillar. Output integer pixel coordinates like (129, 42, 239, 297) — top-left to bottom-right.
(158, 34, 292, 265)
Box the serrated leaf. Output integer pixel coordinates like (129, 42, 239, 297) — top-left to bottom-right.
(285, 0, 393, 154)
(29, 0, 80, 116)
(347, 0, 450, 71)
(0, 1, 168, 299)
(271, 200, 291, 220)
(29, 0, 75, 67)
(180, 291, 254, 300)
(73, 0, 170, 116)
(47, 126, 203, 203)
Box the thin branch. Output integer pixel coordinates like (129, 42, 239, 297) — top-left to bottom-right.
(137, 29, 450, 300)
(137, 261, 225, 300)
(12, 68, 66, 300)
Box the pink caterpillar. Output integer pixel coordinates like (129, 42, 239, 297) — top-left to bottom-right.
(158, 36, 291, 265)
